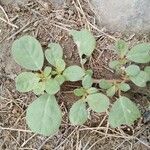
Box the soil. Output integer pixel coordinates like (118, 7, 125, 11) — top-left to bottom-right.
(0, 0, 150, 150)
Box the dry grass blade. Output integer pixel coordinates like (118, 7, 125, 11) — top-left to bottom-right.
(0, 126, 32, 133)
(54, 127, 78, 150)
(0, 5, 18, 28)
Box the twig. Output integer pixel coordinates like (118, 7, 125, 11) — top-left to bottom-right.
(35, 0, 49, 9)
(135, 137, 150, 149)
(6, 20, 35, 40)
(0, 5, 18, 28)
(75, 0, 90, 29)
(37, 136, 53, 150)
(86, 0, 117, 41)
(79, 127, 133, 139)
(0, 17, 18, 28)
(0, 5, 9, 21)
(50, 22, 71, 32)
(21, 134, 36, 147)
(93, 78, 124, 84)
(87, 136, 108, 150)
(0, 126, 32, 133)
(54, 127, 78, 150)
(88, 21, 117, 41)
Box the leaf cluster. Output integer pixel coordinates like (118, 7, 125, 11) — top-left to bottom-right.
(12, 30, 150, 136)
(12, 34, 86, 136)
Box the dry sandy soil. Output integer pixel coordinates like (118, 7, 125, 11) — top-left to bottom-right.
(0, 0, 150, 149)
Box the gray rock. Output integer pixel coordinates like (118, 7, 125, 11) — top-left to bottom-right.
(91, 0, 150, 33)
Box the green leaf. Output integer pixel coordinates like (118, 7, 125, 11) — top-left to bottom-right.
(44, 67, 52, 77)
(70, 29, 96, 57)
(16, 72, 39, 92)
(74, 88, 86, 97)
(45, 43, 63, 66)
(26, 94, 62, 136)
(55, 75, 65, 85)
(55, 58, 66, 73)
(86, 93, 109, 113)
(51, 71, 57, 76)
(115, 39, 128, 57)
(108, 96, 141, 128)
(85, 69, 93, 76)
(45, 79, 60, 95)
(130, 71, 149, 87)
(33, 82, 45, 95)
(99, 79, 113, 90)
(86, 87, 98, 94)
(126, 43, 150, 63)
(106, 86, 116, 97)
(82, 75, 93, 89)
(144, 66, 150, 81)
(63, 65, 85, 81)
(125, 65, 140, 76)
(109, 60, 120, 70)
(69, 100, 88, 125)
(12, 36, 44, 71)
(119, 83, 130, 92)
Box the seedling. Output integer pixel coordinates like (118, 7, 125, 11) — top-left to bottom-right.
(12, 29, 150, 136)
(12, 35, 85, 136)
(70, 72, 109, 125)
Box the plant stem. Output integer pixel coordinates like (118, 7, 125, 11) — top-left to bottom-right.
(79, 55, 85, 70)
(39, 70, 43, 74)
(93, 78, 129, 84)
(118, 89, 121, 97)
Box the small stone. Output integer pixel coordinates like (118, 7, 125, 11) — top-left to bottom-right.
(143, 110, 150, 124)
(91, 0, 150, 33)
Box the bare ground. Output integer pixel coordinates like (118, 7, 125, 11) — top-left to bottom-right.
(0, 0, 150, 150)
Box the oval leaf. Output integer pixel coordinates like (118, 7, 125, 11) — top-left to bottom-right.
(45, 79, 60, 95)
(12, 36, 44, 70)
(144, 66, 150, 81)
(119, 83, 130, 92)
(125, 65, 140, 76)
(109, 60, 120, 70)
(106, 86, 116, 97)
(82, 75, 93, 89)
(99, 79, 113, 90)
(44, 67, 52, 77)
(130, 71, 149, 87)
(45, 43, 63, 66)
(16, 72, 39, 92)
(74, 88, 86, 97)
(33, 82, 45, 95)
(115, 39, 128, 57)
(86, 93, 109, 113)
(85, 69, 93, 76)
(69, 100, 88, 125)
(86, 87, 98, 94)
(126, 43, 150, 63)
(63, 65, 85, 81)
(55, 58, 66, 73)
(55, 75, 66, 85)
(108, 96, 141, 128)
(26, 94, 62, 136)
(70, 29, 96, 57)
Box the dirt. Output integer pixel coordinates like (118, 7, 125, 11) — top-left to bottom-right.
(0, 0, 150, 150)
